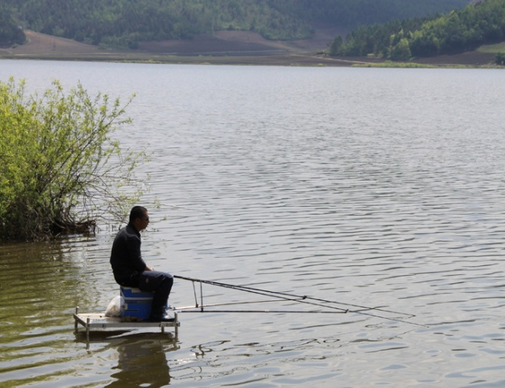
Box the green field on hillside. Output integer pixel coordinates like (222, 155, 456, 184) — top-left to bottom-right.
(478, 41, 505, 53)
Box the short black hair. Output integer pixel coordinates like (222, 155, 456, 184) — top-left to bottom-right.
(129, 206, 147, 224)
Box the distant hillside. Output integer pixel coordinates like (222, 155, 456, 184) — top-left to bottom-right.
(3, 0, 471, 49)
(331, 0, 505, 60)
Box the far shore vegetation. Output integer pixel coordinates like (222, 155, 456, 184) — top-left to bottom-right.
(0, 0, 470, 49)
(1, 0, 504, 67)
(329, 0, 505, 65)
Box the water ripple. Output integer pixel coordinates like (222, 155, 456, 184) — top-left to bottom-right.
(1, 63, 505, 387)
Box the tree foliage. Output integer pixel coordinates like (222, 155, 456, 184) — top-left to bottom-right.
(496, 51, 505, 64)
(0, 79, 144, 241)
(331, 0, 505, 59)
(3, 0, 470, 48)
(270, 0, 470, 29)
(0, 3, 26, 46)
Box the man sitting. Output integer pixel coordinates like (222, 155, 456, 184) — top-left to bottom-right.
(110, 206, 174, 322)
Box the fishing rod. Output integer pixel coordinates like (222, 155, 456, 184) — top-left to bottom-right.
(173, 275, 425, 327)
(178, 309, 350, 314)
(175, 274, 406, 315)
(180, 275, 351, 313)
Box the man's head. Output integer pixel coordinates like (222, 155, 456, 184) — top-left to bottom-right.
(129, 206, 149, 231)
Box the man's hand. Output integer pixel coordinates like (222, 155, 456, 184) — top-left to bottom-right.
(146, 265, 154, 271)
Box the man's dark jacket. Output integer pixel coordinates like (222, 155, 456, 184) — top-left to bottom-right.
(110, 224, 147, 287)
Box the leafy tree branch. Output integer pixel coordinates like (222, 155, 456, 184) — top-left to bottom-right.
(0, 79, 145, 241)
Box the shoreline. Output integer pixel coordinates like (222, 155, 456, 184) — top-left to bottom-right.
(0, 30, 501, 69)
(0, 52, 377, 67)
(0, 53, 499, 69)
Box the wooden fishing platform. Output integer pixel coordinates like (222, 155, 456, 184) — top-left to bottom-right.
(73, 306, 180, 343)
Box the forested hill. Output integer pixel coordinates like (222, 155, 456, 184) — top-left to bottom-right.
(2, 0, 471, 49)
(330, 0, 505, 60)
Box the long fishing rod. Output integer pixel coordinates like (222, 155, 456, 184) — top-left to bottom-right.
(179, 309, 350, 314)
(175, 274, 407, 315)
(173, 275, 425, 327)
(176, 274, 352, 313)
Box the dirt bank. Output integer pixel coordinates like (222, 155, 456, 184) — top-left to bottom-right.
(0, 30, 498, 67)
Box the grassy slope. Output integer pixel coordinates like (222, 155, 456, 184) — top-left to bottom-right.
(478, 41, 505, 53)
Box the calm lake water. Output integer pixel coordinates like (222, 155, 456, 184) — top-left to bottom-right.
(0, 60, 505, 388)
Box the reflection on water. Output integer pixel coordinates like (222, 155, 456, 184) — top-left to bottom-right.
(99, 335, 175, 388)
(0, 61, 505, 387)
(108, 339, 170, 388)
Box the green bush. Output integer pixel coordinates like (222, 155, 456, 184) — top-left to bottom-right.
(0, 79, 144, 241)
(496, 52, 505, 65)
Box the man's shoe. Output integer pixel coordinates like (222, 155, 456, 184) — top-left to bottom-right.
(149, 313, 175, 322)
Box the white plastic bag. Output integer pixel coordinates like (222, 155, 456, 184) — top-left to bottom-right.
(105, 295, 124, 317)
